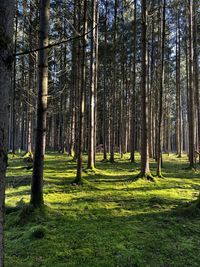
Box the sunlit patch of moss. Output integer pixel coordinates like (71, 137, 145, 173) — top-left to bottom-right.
(5, 152, 200, 267)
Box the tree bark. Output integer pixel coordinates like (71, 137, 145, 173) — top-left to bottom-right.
(187, 0, 195, 168)
(175, 11, 182, 157)
(0, 1, 15, 265)
(11, 6, 18, 155)
(31, 0, 50, 207)
(156, 0, 166, 177)
(139, 0, 152, 179)
(103, 0, 108, 161)
(75, 0, 87, 183)
(88, 0, 96, 169)
(193, 1, 200, 161)
(109, 0, 117, 163)
(27, 1, 35, 154)
(130, 0, 137, 163)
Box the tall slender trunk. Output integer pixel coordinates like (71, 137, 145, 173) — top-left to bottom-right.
(0, 1, 14, 265)
(75, 0, 87, 183)
(27, 1, 35, 154)
(103, 0, 108, 161)
(176, 11, 182, 157)
(110, 0, 117, 163)
(88, 0, 96, 169)
(94, 1, 99, 165)
(156, 0, 166, 177)
(139, 0, 152, 178)
(150, 10, 156, 159)
(12, 6, 18, 154)
(69, 0, 77, 157)
(130, 0, 137, 163)
(193, 1, 200, 161)
(31, 0, 50, 207)
(187, 0, 195, 168)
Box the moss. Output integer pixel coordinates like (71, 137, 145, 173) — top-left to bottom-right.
(135, 171, 155, 182)
(25, 225, 47, 240)
(5, 152, 200, 267)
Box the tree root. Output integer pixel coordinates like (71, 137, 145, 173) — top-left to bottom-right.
(134, 172, 155, 182)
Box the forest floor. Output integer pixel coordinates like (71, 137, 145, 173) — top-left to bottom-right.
(5, 153, 200, 267)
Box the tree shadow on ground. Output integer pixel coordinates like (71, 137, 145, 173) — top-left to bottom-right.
(6, 194, 200, 267)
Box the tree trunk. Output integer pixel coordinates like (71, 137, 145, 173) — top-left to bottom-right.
(27, 1, 35, 154)
(103, 0, 108, 161)
(187, 0, 195, 168)
(193, 1, 200, 161)
(88, 0, 96, 169)
(30, 0, 50, 207)
(11, 7, 18, 155)
(130, 0, 137, 163)
(0, 1, 14, 265)
(175, 11, 182, 158)
(75, 0, 87, 183)
(109, 0, 117, 163)
(69, 0, 77, 158)
(156, 0, 166, 177)
(139, 0, 152, 179)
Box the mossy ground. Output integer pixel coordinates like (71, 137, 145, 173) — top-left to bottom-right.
(5, 153, 200, 267)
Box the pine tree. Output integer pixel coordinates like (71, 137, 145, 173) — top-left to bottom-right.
(0, 0, 15, 264)
(31, 0, 50, 207)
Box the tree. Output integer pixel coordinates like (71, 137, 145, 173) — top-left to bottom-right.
(0, 0, 15, 264)
(138, 0, 152, 179)
(26, 0, 35, 154)
(11, 5, 18, 155)
(193, 0, 200, 161)
(156, 0, 166, 177)
(4, 0, 200, 195)
(102, 0, 108, 161)
(109, 0, 118, 163)
(30, 0, 50, 207)
(175, 8, 182, 158)
(130, 0, 137, 163)
(75, 0, 87, 183)
(88, 0, 97, 169)
(187, 0, 195, 168)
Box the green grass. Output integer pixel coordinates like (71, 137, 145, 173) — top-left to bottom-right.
(5, 152, 200, 267)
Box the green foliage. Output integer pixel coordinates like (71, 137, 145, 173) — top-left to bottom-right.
(25, 225, 47, 240)
(5, 153, 200, 267)
(22, 152, 33, 159)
